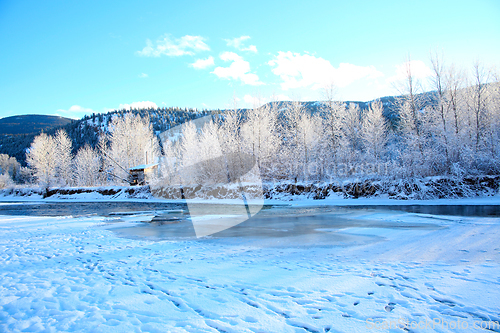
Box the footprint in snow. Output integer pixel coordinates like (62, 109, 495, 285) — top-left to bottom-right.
(385, 302, 396, 312)
(243, 316, 258, 323)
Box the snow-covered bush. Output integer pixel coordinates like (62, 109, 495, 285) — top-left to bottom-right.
(0, 174, 14, 189)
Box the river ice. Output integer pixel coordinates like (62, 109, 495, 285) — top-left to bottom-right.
(1, 202, 500, 332)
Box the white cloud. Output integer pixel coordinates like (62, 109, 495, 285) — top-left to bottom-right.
(56, 105, 97, 119)
(243, 94, 260, 106)
(212, 52, 263, 86)
(119, 101, 158, 110)
(136, 34, 210, 57)
(139, 73, 148, 78)
(225, 36, 258, 53)
(268, 51, 383, 90)
(190, 56, 215, 69)
(243, 45, 257, 53)
(387, 60, 433, 83)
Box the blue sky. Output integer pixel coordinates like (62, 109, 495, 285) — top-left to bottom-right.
(0, 0, 499, 119)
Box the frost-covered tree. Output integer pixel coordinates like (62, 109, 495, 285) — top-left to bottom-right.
(74, 145, 101, 187)
(484, 79, 500, 172)
(197, 120, 226, 184)
(276, 101, 323, 181)
(54, 129, 73, 186)
(297, 111, 321, 180)
(105, 114, 160, 182)
(241, 103, 279, 178)
(342, 103, 362, 152)
(280, 101, 306, 180)
(429, 53, 451, 164)
(216, 107, 245, 181)
(396, 58, 425, 142)
(0, 173, 14, 189)
(319, 88, 346, 177)
(422, 53, 467, 174)
(26, 133, 58, 186)
(333, 102, 362, 176)
(179, 120, 201, 184)
(466, 61, 491, 151)
(467, 66, 500, 172)
(394, 58, 429, 176)
(0, 154, 21, 182)
(444, 64, 466, 138)
(361, 100, 388, 163)
(157, 139, 180, 186)
(397, 100, 427, 176)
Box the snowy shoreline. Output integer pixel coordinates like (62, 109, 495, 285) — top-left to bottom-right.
(0, 178, 499, 207)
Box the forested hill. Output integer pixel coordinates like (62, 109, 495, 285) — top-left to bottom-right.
(0, 107, 216, 166)
(0, 92, 434, 166)
(0, 115, 73, 136)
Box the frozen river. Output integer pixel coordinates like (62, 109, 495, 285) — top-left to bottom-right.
(1, 201, 500, 332)
(1, 201, 499, 218)
(1, 201, 499, 242)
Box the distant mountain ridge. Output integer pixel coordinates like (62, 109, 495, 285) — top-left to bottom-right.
(0, 114, 73, 136)
(263, 93, 437, 125)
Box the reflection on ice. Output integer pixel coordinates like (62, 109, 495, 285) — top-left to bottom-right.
(103, 204, 500, 265)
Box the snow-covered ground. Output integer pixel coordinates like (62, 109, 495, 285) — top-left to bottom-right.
(1, 200, 500, 332)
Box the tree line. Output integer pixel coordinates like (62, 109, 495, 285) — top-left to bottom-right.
(159, 58, 499, 186)
(0, 57, 498, 189)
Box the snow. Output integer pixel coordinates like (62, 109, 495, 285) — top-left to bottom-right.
(1, 200, 500, 332)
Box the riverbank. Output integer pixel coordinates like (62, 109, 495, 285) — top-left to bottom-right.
(0, 175, 498, 203)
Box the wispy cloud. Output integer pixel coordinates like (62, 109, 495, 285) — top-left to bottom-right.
(55, 105, 97, 119)
(190, 56, 215, 70)
(268, 51, 383, 90)
(136, 34, 210, 57)
(138, 73, 148, 78)
(225, 36, 257, 53)
(212, 52, 263, 86)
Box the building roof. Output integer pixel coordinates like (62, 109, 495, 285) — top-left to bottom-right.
(129, 163, 158, 171)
